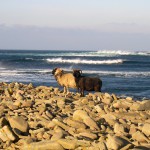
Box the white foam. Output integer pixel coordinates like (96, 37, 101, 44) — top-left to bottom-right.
(96, 50, 150, 56)
(83, 70, 150, 77)
(46, 58, 124, 64)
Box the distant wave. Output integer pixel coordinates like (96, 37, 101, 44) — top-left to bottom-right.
(46, 58, 124, 64)
(83, 70, 150, 77)
(0, 68, 150, 81)
(96, 50, 150, 56)
(0, 69, 150, 78)
(14, 50, 150, 58)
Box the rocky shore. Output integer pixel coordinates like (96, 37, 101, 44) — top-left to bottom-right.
(0, 82, 150, 150)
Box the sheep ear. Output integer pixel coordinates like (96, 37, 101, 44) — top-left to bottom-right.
(80, 70, 82, 74)
(52, 68, 57, 74)
(60, 69, 64, 75)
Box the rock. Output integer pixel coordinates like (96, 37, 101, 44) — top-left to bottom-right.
(38, 103, 46, 115)
(7, 103, 18, 110)
(78, 132, 97, 140)
(102, 98, 113, 105)
(0, 117, 9, 127)
(1, 82, 150, 149)
(65, 118, 86, 129)
(4, 89, 11, 97)
(73, 110, 99, 130)
(0, 125, 16, 142)
(106, 135, 130, 150)
(131, 100, 150, 111)
(52, 119, 70, 131)
(101, 113, 117, 126)
(120, 143, 133, 150)
(23, 140, 64, 150)
(97, 141, 107, 150)
(142, 123, 150, 136)
(51, 127, 64, 141)
(8, 116, 29, 133)
(113, 101, 132, 110)
(112, 93, 118, 101)
(132, 131, 149, 143)
(114, 123, 125, 135)
(0, 105, 5, 117)
(22, 100, 33, 108)
(0, 126, 9, 142)
(126, 97, 133, 101)
(58, 139, 77, 149)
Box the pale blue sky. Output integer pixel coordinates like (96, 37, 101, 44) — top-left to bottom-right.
(0, 0, 150, 50)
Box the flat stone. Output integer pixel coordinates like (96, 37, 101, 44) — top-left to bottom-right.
(8, 116, 29, 133)
(106, 135, 130, 150)
(58, 139, 77, 149)
(24, 140, 64, 150)
(142, 123, 150, 136)
(132, 131, 149, 143)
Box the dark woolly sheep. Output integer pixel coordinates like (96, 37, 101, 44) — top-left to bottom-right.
(73, 69, 102, 97)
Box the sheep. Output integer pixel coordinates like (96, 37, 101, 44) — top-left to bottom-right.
(52, 68, 78, 94)
(73, 69, 102, 97)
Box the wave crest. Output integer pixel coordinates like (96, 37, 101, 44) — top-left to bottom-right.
(46, 58, 124, 64)
(96, 50, 150, 56)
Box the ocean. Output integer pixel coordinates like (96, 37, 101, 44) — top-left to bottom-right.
(0, 50, 150, 99)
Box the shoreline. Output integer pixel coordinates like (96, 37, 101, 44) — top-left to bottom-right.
(0, 82, 150, 149)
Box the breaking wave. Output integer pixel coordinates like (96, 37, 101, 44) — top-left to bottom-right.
(46, 58, 124, 64)
(83, 70, 150, 77)
(96, 50, 150, 56)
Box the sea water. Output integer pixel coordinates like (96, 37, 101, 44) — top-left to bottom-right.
(0, 50, 150, 99)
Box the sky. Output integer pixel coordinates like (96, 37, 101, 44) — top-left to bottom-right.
(0, 0, 150, 51)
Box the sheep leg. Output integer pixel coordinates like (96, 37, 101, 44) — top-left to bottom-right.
(80, 88, 84, 97)
(63, 87, 67, 94)
(66, 87, 69, 94)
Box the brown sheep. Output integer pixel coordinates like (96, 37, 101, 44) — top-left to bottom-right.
(73, 69, 102, 97)
(52, 68, 78, 94)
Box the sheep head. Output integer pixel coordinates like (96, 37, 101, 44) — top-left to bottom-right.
(73, 69, 82, 78)
(52, 68, 64, 76)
